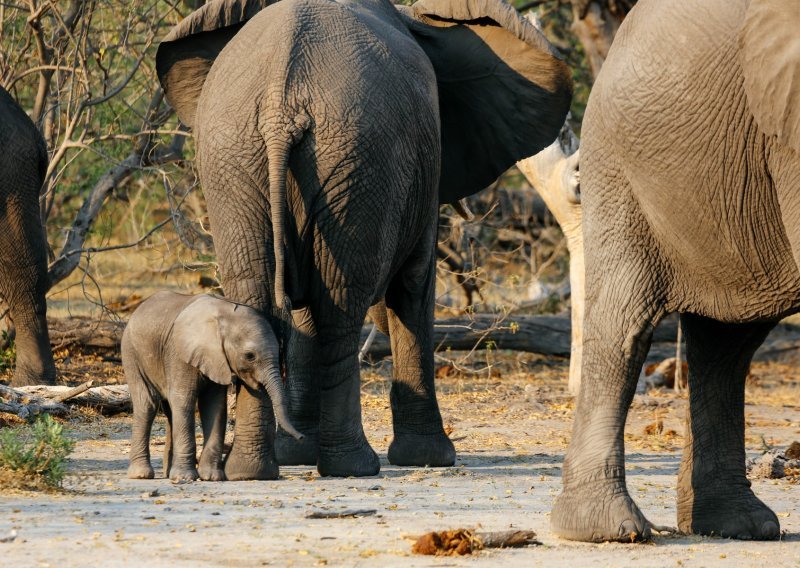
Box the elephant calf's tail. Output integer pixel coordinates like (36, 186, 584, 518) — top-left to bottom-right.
(267, 114, 310, 316)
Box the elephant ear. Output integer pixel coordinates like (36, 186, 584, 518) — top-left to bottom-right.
(174, 296, 233, 385)
(739, 0, 800, 153)
(156, 0, 275, 128)
(401, 0, 573, 204)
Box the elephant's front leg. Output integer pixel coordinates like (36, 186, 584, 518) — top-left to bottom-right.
(197, 382, 228, 481)
(385, 244, 455, 468)
(677, 314, 779, 539)
(316, 326, 379, 477)
(276, 306, 321, 466)
(551, 265, 662, 542)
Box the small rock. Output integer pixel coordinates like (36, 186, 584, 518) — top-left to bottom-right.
(141, 489, 159, 499)
(0, 530, 17, 544)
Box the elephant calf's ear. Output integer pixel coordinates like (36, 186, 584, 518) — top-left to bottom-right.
(401, 0, 573, 204)
(739, 0, 800, 154)
(174, 296, 233, 385)
(155, 0, 275, 128)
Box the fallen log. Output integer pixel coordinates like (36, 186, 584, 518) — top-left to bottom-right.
(0, 384, 70, 419)
(15, 384, 131, 415)
(360, 314, 573, 360)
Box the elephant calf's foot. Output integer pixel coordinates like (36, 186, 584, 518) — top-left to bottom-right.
(551, 481, 652, 542)
(169, 466, 200, 483)
(276, 430, 319, 466)
(318, 441, 380, 477)
(223, 444, 279, 481)
(678, 487, 779, 539)
(388, 432, 456, 467)
(127, 462, 154, 480)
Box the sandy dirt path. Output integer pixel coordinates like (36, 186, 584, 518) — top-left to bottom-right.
(2, 357, 799, 567)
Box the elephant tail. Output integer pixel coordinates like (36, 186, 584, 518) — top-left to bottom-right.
(267, 114, 310, 315)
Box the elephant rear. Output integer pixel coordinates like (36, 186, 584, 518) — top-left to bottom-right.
(581, 0, 800, 321)
(195, 0, 441, 315)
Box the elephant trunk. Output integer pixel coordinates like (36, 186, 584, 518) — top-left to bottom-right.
(258, 362, 304, 441)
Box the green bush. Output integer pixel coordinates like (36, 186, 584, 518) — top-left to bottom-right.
(0, 415, 75, 490)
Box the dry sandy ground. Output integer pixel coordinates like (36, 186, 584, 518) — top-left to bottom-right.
(2, 355, 800, 567)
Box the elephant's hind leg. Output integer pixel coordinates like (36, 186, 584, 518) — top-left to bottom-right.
(551, 257, 664, 542)
(385, 236, 455, 468)
(276, 306, 321, 466)
(316, 323, 379, 477)
(127, 370, 158, 480)
(677, 314, 779, 539)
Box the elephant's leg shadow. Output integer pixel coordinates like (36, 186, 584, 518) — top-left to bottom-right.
(276, 306, 322, 466)
(385, 241, 455, 468)
(677, 314, 779, 539)
(551, 253, 664, 542)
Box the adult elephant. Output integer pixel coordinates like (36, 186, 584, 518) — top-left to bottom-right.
(552, 0, 798, 542)
(157, 0, 571, 479)
(0, 87, 56, 387)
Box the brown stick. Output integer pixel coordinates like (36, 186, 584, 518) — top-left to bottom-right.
(305, 509, 377, 519)
(51, 380, 94, 403)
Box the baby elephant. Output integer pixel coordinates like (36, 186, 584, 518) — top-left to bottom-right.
(123, 292, 302, 482)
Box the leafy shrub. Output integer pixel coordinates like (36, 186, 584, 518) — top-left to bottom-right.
(0, 415, 74, 490)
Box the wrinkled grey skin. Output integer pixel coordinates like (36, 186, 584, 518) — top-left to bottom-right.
(552, 0, 799, 542)
(0, 87, 56, 387)
(123, 292, 301, 482)
(156, 0, 572, 479)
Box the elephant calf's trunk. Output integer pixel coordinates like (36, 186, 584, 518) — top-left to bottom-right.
(261, 366, 304, 440)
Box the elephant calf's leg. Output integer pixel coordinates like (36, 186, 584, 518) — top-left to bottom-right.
(168, 389, 200, 482)
(276, 306, 321, 466)
(385, 251, 454, 468)
(127, 373, 158, 480)
(317, 329, 379, 477)
(198, 383, 228, 481)
(677, 314, 779, 539)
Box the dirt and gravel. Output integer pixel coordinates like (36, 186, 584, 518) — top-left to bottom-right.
(2, 352, 800, 567)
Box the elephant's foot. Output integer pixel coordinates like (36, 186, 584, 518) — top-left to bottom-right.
(276, 430, 319, 466)
(318, 440, 380, 477)
(198, 464, 226, 482)
(388, 432, 455, 467)
(551, 480, 652, 542)
(169, 465, 199, 483)
(127, 461, 154, 480)
(678, 486, 779, 539)
(223, 443, 279, 481)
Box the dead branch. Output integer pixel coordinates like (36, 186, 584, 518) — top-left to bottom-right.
(306, 509, 377, 519)
(51, 379, 93, 402)
(16, 384, 130, 414)
(0, 383, 69, 418)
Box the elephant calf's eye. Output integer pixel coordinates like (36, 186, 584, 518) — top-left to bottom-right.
(245, 352, 256, 362)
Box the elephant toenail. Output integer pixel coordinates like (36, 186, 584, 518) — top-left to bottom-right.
(618, 520, 639, 541)
(761, 521, 779, 539)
